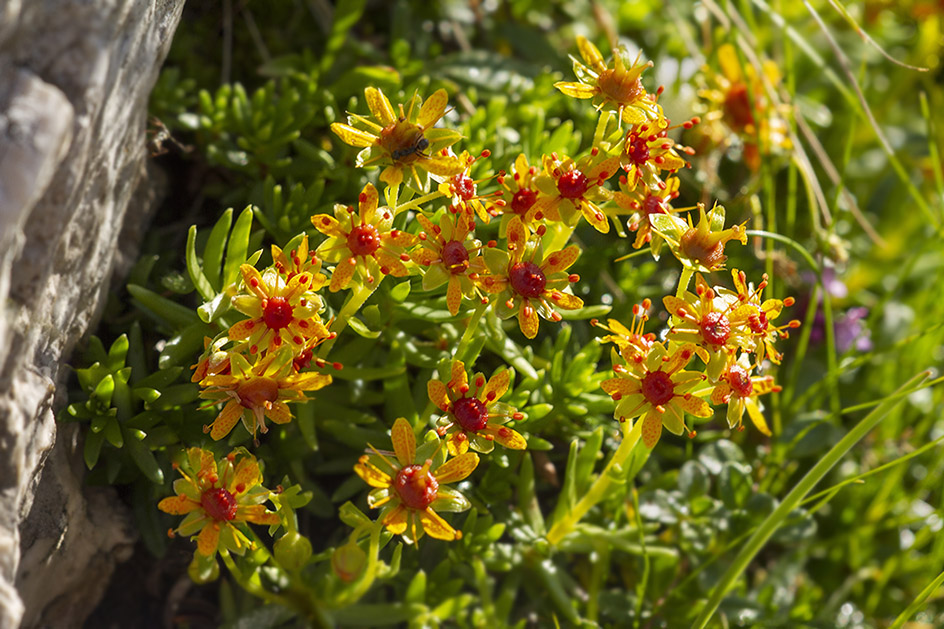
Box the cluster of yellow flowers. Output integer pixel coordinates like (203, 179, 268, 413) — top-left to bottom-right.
(160, 35, 798, 552)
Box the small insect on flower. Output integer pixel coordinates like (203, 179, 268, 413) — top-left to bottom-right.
(428, 360, 527, 455)
(159, 448, 280, 559)
(330, 87, 464, 190)
(354, 418, 478, 544)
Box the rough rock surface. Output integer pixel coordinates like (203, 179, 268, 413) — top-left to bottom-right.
(0, 1, 185, 627)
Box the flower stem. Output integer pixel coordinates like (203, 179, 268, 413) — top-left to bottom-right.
(334, 521, 382, 606)
(546, 418, 644, 546)
(319, 279, 381, 358)
(394, 190, 445, 214)
(675, 267, 694, 298)
(454, 301, 489, 366)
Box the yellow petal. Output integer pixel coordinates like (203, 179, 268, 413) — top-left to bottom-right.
(718, 43, 743, 83)
(450, 361, 469, 394)
(641, 411, 663, 449)
(210, 400, 243, 441)
(381, 504, 409, 534)
(548, 291, 583, 310)
(428, 379, 450, 412)
(435, 451, 479, 484)
(330, 122, 377, 148)
(312, 213, 344, 238)
(479, 369, 510, 404)
(745, 398, 772, 436)
(365, 87, 397, 127)
(555, 81, 597, 99)
(376, 251, 409, 277)
(158, 495, 200, 515)
(542, 245, 580, 274)
(228, 318, 256, 341)
(391, 417, 416, 467)
(354, 461, 392, 488)
(506, 216, 527, 251)
(518, 300, 539, 339)
(419, 508, 459, 541)
(196, 523, 221, 556)
(676, 394, 713, 418)
(580, 200, 610, 233)
(483, 424, 527, 450)
(267, 401, 293, 425)
(446, 275, 462, 316)
(380, 165, 404, 188)
(238, 505, 280, 525)
(418, 88, 449, 128)
(359, 182, 379, 221)
(232, 458, 261, 493)
(601, 377, 640, 398)
(329, 256, 357, 292)
(423, 156, 465, 177)
(577, 35, 605, 70)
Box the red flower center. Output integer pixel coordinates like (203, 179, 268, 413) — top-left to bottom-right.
(452, 396, 490, 432)
(394, 465, 439, 510)
(511, 187, 537, 215)
(509, 261, 547, 298)
(236, 376, 279, 409)
(441, 240, 470, 273)
(262, 296, 294, 330)
(557, 170, 589, 199)
(201, 487, 237, 521)
(641, 370, 675, 406)
(451, 174, 476, 201)
(627, 136, 651, 165)
(699, 311, 731, 346)
(748, 309, 768, 333)
(643, 194, 666, 216)
(727, 366, 754, 398)
(347, 224, 381, 256)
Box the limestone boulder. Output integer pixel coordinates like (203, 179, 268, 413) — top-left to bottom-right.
(0, 1, 185, 627)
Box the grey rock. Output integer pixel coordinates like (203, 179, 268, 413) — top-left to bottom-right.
(0, 1, 185, 627)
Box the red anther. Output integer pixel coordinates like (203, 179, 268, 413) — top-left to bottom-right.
(612, 392, 622, 401)
(250, 278, 260, 288)
(568, 274, 579, 283)
(536, 225, 547, 236)
(641, 298, 652, 309)
(550, 312, 562, 322)
(789, 320, 801, 328)
(333, 362, 343, 370)
(784, 297, 796, 306)
(512, 412, 524, 421)
(400, 253, 410, 261)
(688, 430, 697, 439)
(380, 266, 390, 274)
(591, 147, 599, 156)
(497, 176, 506, 185)
(481, 149, 491, 158)
(487, 240, 497, 248)
(657, 85, 665, 95)
(418, 232, 427, 240)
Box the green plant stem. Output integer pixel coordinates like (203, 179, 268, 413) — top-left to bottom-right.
(692, 370, 931, 629)
(546, 417, 644, 545)
(394, 190, 445, 214)
(454, 301, 488, 366)
(334, 521, 382, 606)
(676, 267, 694, 298)
(319, 279, 381, 358)
(889, 569, 944, 629)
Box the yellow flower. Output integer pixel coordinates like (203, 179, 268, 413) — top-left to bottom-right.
(437, 149, 499, 224)
(199, 348, 331, 441)
(270, 234, 325, 283)
(619, 117, 693, 188)
(727, 269, 800, 365)
(694, 44, 792, 171)
(555, 36, 663, 126)
(158, 448, 280, 557)
(601, 342, 712, 448)
(428, 360, 526, 455)
(611, 174, 682, 255)
(410, 212, 488, 316)
(228, 264, 329, 355)
(592, 298, 657, 360)
(330, 87, 464, 190)
(709, 356, 780, 436)
(532, 151, 621, 233)
(354, 418, 478, 543)
(495, 153, 545, 236)
(311, 182, 416, 292)
(663, 274, 752, 381)
(480, 219, 583, 339)
(650, 202, 746, 273)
